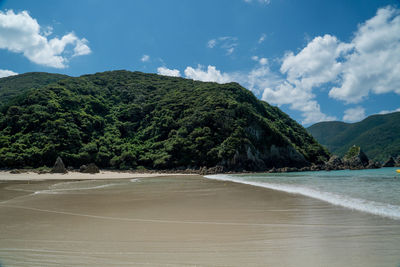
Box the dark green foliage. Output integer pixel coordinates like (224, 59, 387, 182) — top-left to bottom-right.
(308, 112, 400, 162)
(0, 72, 68, 108)
(0, 70, 329, 170)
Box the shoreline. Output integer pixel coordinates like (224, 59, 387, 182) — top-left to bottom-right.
(0, 170, 196, 181)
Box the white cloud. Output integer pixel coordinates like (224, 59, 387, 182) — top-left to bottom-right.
(157, 66, 181, 77)
(206, 36, 238, 55)
(257, 34, 345, 124)
(0, 10, 91, 68)
(280, 34, 351, 89)
(141, 54, 150, 62)
(0, 69, 18, 78)
(251, 56, 268, 65)
(262, 81, 336, 124)
(226, 47, 235, 55)
(207, 39, 216, 48)
(73, 38, 91, 57)
(258, 6, 400, 124)
(378, 107, 400, 114)
(244, 0, 271, 4)
(258, 33, 266, 44)
(329, 6, 400, 103)
(343, 106, 366, 122)
(184, 65, 233, 84)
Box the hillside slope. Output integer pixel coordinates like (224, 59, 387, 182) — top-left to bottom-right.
(307, 112, 400, 162)
(0, 70, 329, 170)
(0, 72, 69, 107)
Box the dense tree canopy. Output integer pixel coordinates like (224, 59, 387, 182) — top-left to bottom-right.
(0, 71, 329, 170)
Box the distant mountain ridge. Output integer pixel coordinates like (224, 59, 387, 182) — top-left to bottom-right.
(0, 70, 329, 171)
(307, 112, 400, 162)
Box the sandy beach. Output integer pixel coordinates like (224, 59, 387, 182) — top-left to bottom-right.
(0, 175, 399, 266)
(0, 170, 195, 181)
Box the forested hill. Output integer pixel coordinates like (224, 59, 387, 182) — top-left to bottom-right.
(0, 70, 329, 171)
(307, 112, 400, 162)
(0, 72, 68, 107)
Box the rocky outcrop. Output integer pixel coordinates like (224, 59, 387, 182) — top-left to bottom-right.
(367, 160, 381, 169)
(343, 145, 369, 169)
(199, 165, 225, 175)
(51, 157, 67, 173)
(220, 142, 309, 172)
(382, 157, 396, 167)
(324, 155, 344, 170)
(396, 156, 400, 167)
(80, 163, 100, 174)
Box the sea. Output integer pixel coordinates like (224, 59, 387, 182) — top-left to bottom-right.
(205, 167, 400, 220)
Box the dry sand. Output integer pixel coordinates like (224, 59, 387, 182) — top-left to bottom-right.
(0, 175, 399, 266)
(0, 170, 195, 181)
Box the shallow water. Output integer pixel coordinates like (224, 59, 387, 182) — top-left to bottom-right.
(205, 167, 400, 220)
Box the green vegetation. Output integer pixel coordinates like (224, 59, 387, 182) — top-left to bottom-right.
(0, 70, 329, 171)
(0, 72, 68, 107)
(307, 112, 400, 162)
(344, 145, 360, 159)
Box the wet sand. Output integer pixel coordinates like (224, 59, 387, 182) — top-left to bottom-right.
(0, 170, 195, 181)
(0, 175, 399, 266)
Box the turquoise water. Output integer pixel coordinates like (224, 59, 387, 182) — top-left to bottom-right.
(205, 167, 400, 220)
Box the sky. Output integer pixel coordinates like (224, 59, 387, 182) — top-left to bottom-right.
(1, 0, 400, 126)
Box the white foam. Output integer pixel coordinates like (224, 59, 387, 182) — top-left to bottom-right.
(204, 174, 400, 220)
(35, 183, 119, 194)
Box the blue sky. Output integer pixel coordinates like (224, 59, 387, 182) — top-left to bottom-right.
(1, 0, 400, 125)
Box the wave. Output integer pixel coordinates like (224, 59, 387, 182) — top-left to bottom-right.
(204, 174, 400, 220)
(36, 182, 120, 195)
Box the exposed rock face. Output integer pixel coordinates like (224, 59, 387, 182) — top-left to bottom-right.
(51, 157, 67, 173)
(396, 156, 400, 167)
(199, 165, 225, 175)
(343, 145, 369, 169)
(367, 160, 381, 169)
(324, 155, 343, 170)
(382, 157, 396, 167)
(80, 163, 100, 173)
(220, 143, 309, 172)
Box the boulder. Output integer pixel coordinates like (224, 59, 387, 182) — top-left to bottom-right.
(396, 156, 400, 167)
(80, 163, 100, 174)
(382, 157, 396, 167)
(79, 165, 87, 172)
(51, 157, 67, 173)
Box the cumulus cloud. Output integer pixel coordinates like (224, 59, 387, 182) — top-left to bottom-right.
(157, 66, 181, 77)
(342, 106, 366, 122)
(262, 81, 337, 124)
(259, 6, 400, 124)
(184, 65, 234, 84)
(0, 10, 91, 68)
(329, 6, 400, 103)
(0, 69, 18, 78)
(141, 54, 150, 62)
(206, 36, 238, 55)
(378, 107, 400, 115)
